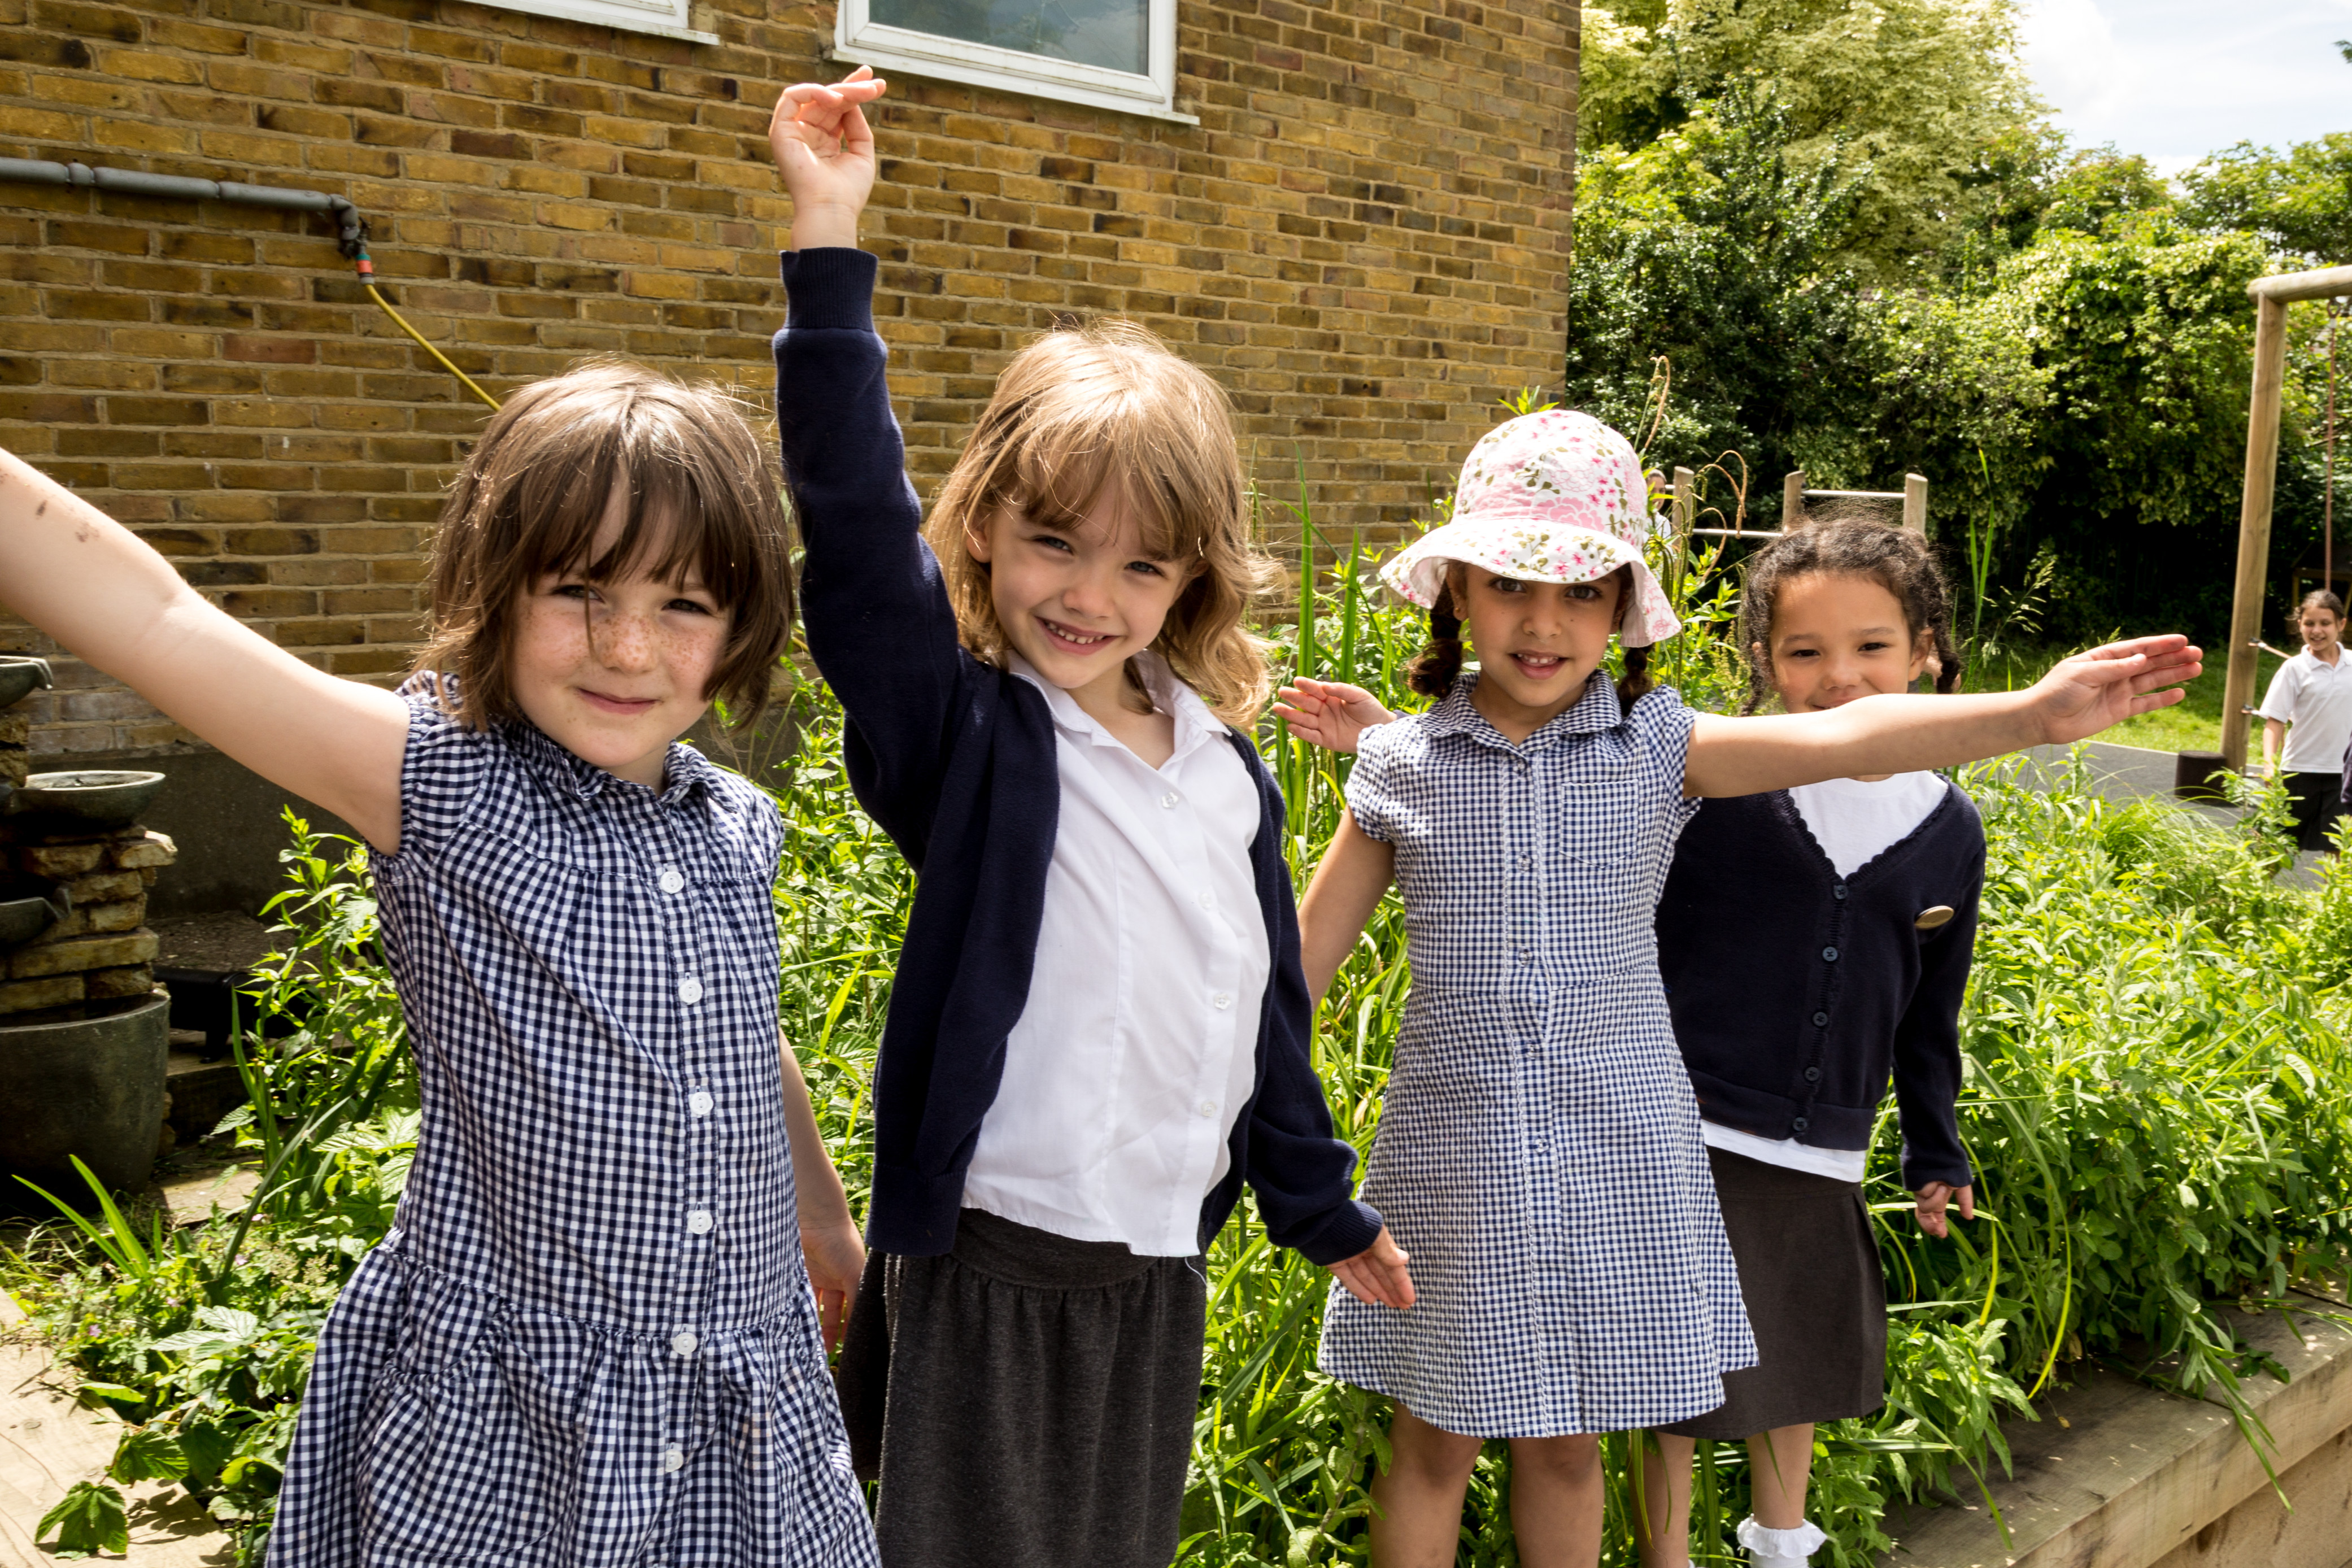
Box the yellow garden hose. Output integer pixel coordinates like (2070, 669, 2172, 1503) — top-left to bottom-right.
(355, 249, 502, 412)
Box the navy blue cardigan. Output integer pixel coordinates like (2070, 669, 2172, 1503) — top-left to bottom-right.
(1654, 785, 1984, 1191)
(772, 248, 1380, 1264)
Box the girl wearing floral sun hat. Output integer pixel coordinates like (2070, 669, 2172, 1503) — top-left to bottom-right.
(1275, 409, 2201, 1567)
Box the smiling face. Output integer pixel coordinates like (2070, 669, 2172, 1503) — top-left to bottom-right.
(1763, 570, 1931, 714)
(965, 487, 1192, 719)
(1456, 564, 1626, 739)
(507, 482, 731, 788)
(2299, 603, 2342, 660)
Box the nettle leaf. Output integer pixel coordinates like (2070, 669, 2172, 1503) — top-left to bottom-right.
(38, 1480, 128, 1557)
(111, 1428, 190, 1483)
(198, 1306, 262, 1339)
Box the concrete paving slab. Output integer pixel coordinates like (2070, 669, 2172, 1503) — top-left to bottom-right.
(0, 1294, 229, 1564)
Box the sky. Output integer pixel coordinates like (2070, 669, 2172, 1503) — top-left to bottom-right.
(2020, 0, 2352, 173)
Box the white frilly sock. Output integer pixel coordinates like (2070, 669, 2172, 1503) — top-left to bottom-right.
(1736, 1515, 1828, 1567)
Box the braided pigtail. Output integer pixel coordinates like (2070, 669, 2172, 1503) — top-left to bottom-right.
(1406, 577, 1467, 698)
(1617, 641, 1654, 714)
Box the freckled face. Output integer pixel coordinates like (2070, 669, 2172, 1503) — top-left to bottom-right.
(507, 484, 731, 789)
(1764, 572, 1929, 713)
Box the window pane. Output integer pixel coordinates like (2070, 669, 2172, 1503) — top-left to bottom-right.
(872, 0, 1148, 75)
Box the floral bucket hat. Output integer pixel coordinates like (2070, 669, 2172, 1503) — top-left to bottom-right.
(1380, 410, 1681, 648)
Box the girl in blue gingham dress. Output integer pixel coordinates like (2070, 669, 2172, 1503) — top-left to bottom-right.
(1283, 410, 2203, 1563)
(0, 359, 878, 1567)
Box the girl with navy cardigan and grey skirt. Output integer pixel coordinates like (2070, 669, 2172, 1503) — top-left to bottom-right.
(764, 71, 1408, 1568)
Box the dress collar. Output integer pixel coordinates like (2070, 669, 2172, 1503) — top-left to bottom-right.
(504, 718, 725, 807)
(1421, 667, 1626, 751)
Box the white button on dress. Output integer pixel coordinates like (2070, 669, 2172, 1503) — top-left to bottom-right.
(657, 868, 686, 894)
(677, 977, 703, 1005)
(672, 1331, 700, 1356)
(659, 1446, 685, 1474)
(687, 1090, 714, 1118)
(686, 1209, 713, 1235)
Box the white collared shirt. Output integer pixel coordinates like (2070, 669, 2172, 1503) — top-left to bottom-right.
(960, 651, 1270, 1257)
(2258, 645, 2352, 773)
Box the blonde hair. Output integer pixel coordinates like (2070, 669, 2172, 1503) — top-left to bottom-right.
(923, 320, 1277, 727)
(416, 359, 794, 730)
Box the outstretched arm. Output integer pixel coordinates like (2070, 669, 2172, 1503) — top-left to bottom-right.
(1684, 634, 2202, 798)
(0, 450, 406, 850)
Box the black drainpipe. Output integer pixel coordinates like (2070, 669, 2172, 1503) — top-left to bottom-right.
(0, 156, 499, 408)
(0, 155, 366, 257)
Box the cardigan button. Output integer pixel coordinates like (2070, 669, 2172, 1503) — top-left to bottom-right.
(1820, 946, 1839, 962)
(1804, 1066, 1821, 1083)
(1791, 1117, 1810, 1133)
(1811, 1011, 1829, 1027)
(1833, 884, 1848, 900)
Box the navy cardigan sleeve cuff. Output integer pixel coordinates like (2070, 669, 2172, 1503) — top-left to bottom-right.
(779, 248, 879, 329)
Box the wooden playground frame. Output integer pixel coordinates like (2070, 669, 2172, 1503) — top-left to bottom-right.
(2222, 263, 2352, 774)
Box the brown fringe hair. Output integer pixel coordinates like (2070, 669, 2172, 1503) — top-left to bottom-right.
(924, 319, 1278, 728)
(1737, 516, 1962, 714)
(415, 359, 794, 732)
(1404, 563, 1653, 713)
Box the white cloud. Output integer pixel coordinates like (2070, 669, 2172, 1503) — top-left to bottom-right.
(2019, 0, 2352, 160)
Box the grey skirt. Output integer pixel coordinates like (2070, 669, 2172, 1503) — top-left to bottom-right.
(1661, 1146, 1887, 1441)
(832, 1208, 1209, 1568)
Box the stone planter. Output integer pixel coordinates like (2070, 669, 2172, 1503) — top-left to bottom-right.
(0, 990, 169, 1210)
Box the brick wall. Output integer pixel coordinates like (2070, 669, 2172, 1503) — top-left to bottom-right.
(0, 0, 1578, 760)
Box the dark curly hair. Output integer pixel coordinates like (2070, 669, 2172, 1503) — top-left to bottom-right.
(1406, 564, 1653, 713)
(1737, 517, 1962, 714)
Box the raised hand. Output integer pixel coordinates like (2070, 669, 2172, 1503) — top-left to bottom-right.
(768, 67, 888, 251)
(2029, 634, 2205, 746)
(1273, 676, 1395, 755)
(1326, 1226, 1415, 1310)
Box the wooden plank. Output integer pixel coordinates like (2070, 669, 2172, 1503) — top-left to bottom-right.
(2251, 264, 2352, 304)
(1784, 469, 1805, 525)
(1904, 473, 1928, 532)
(2223, 294, 2292, 773)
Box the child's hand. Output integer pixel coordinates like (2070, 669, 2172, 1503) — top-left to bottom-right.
(1913, 1182, 1973, 1240)
(1273, 677, 1395, 755)
(1326, 1226, 1415, 1310)
(802, 1217, 868, 1351)
(2028, 634, 2204, 746)
(768, 67, 887, 251)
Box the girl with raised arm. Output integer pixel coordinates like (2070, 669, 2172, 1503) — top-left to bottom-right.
(767, 70, 1410, 1568)
(0, 360, 877, 1566)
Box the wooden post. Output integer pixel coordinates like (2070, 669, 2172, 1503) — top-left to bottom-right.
(1782, 470, 1804, 527)
(1902, 473, 1928, 532)
(1673, 466, 1694, 534)
(2221, 263, 2352, 772)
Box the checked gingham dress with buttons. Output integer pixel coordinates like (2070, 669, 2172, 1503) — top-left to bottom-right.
(1318, 673, 1757, 1436)
(269, 680, 877, 1568)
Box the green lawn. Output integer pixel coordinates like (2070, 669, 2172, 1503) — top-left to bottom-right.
(1963, 643, 2271, 757)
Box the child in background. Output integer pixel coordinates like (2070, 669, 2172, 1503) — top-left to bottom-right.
(1636, 520, 1984, 1568)
(2259, 589, 2352, 855)
(768, 71, 1411, 1568)
(0, 363, 877, 1565)
(1276, 412, 2198, 1568)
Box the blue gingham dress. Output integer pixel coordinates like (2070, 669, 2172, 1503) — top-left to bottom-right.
(269, 680, 877, 1568)
(1318, 673, 1757, 1436)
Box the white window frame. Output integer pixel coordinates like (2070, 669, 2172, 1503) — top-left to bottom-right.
(473, 0, 719, 46)
(832, 0, 1195, 125)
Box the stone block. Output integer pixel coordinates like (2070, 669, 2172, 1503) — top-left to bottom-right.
(0, 750, 24, 790)
(86, 897, 146, 933)
(0, 974, 82, 1014)
(59, 869, 144, 905)
(8, 927, 159, 979)
(0, 709, 27, 744)
(15, 841, 104, 877)
(83, 965, 154, 999)
(112, 831, 177, 869)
